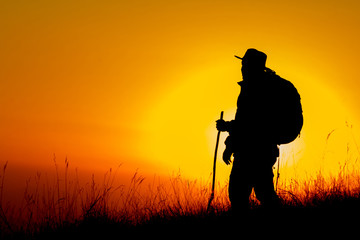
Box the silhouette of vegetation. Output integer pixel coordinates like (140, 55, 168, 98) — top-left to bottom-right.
(1, 154, 360, 239)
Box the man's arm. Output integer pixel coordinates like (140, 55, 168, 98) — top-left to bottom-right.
(216, 119, 236, 132)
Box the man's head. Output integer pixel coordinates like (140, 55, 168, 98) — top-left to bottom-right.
(235, 48, 267, 80)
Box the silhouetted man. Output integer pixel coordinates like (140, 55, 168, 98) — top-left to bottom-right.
(216, 48, 281, 212)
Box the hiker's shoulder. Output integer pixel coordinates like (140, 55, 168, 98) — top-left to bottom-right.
(267, 73, 295, 89)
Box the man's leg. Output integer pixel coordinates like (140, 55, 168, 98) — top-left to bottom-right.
(228, 165, 252, 213)
(253, 167, 280, 208)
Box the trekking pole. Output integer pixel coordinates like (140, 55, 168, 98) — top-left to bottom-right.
(207, 111, 224, 211)
(275, 155, 280, 192)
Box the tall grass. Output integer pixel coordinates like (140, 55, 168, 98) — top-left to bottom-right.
(277, 165, 360, 208)
(0, 157, 230, 238)
(1, 155, 360, 238)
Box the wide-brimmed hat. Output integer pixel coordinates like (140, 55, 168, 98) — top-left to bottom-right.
(235, 48, 267, 69)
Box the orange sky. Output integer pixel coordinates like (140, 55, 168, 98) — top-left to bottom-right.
(1, 0, 360, 197)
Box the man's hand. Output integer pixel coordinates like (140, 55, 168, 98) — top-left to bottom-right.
(223, 148, 232, 165)
(216, 119, 228, 132)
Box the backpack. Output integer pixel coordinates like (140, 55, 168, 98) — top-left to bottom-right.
(265, 68, 303, 144)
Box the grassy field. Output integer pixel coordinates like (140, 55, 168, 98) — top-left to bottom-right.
(1, 158, 360, 239)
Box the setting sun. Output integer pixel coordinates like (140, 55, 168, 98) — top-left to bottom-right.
(139, 52, 359, 183)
